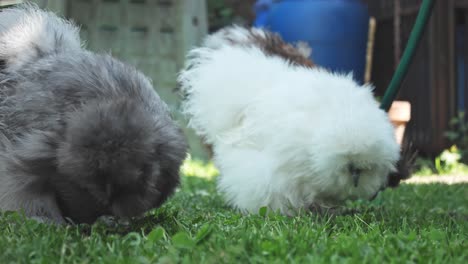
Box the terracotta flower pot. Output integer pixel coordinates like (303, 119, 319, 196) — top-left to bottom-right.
(388, 101, 411, 145)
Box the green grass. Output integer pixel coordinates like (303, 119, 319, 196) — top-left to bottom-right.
(1, 161, 467, 263)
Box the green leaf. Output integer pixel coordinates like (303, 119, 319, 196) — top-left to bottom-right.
(147, 226, 165, 243)
(195, 224, 212, 243)
(449, 118, 460, 126)
(258, 206, 268, 217)
(434, 157, 442, 173)
(260, 240, 277, 253)
(124, 232, 142, 247)
(444, 131, 458, 140)
(428, 229, 445, 241)
(220, 8, 233, 18)
(172, 232, 196, 249)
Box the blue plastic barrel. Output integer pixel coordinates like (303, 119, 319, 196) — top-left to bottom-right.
(254, 0, 370, 84)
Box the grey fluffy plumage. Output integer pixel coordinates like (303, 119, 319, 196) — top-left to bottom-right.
(0, 4, 187, 224)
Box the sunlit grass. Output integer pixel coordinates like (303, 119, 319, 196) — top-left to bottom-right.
(180, 156, 219, 179)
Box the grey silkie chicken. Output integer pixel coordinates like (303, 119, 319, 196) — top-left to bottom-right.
(0, 4, 188, 224)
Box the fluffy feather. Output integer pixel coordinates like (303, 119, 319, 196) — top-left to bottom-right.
(0, 4, 187, 224)
(179, 26, 401, 215)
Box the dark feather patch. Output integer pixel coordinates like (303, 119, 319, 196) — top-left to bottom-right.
(247, 31, 314, 68)
(221, 28, 315, 68)
(388, 141, 418, 187)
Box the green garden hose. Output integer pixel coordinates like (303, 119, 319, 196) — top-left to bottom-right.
(380, 0, 436, 112)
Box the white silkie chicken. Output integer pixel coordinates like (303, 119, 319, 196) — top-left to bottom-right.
(179, 26, 406, 215)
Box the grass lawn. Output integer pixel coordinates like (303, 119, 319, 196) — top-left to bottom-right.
(0, 160, 467, 263)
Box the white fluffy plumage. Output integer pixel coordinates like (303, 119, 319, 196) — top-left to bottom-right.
(179, 26, 400, 215)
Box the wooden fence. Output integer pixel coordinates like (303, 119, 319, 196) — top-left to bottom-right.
(28, 0, 211, 158)
(366, 0, 468, 155)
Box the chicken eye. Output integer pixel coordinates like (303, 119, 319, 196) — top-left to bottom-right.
(348, 164, 363, 187)
(348, 164, 362, 175)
